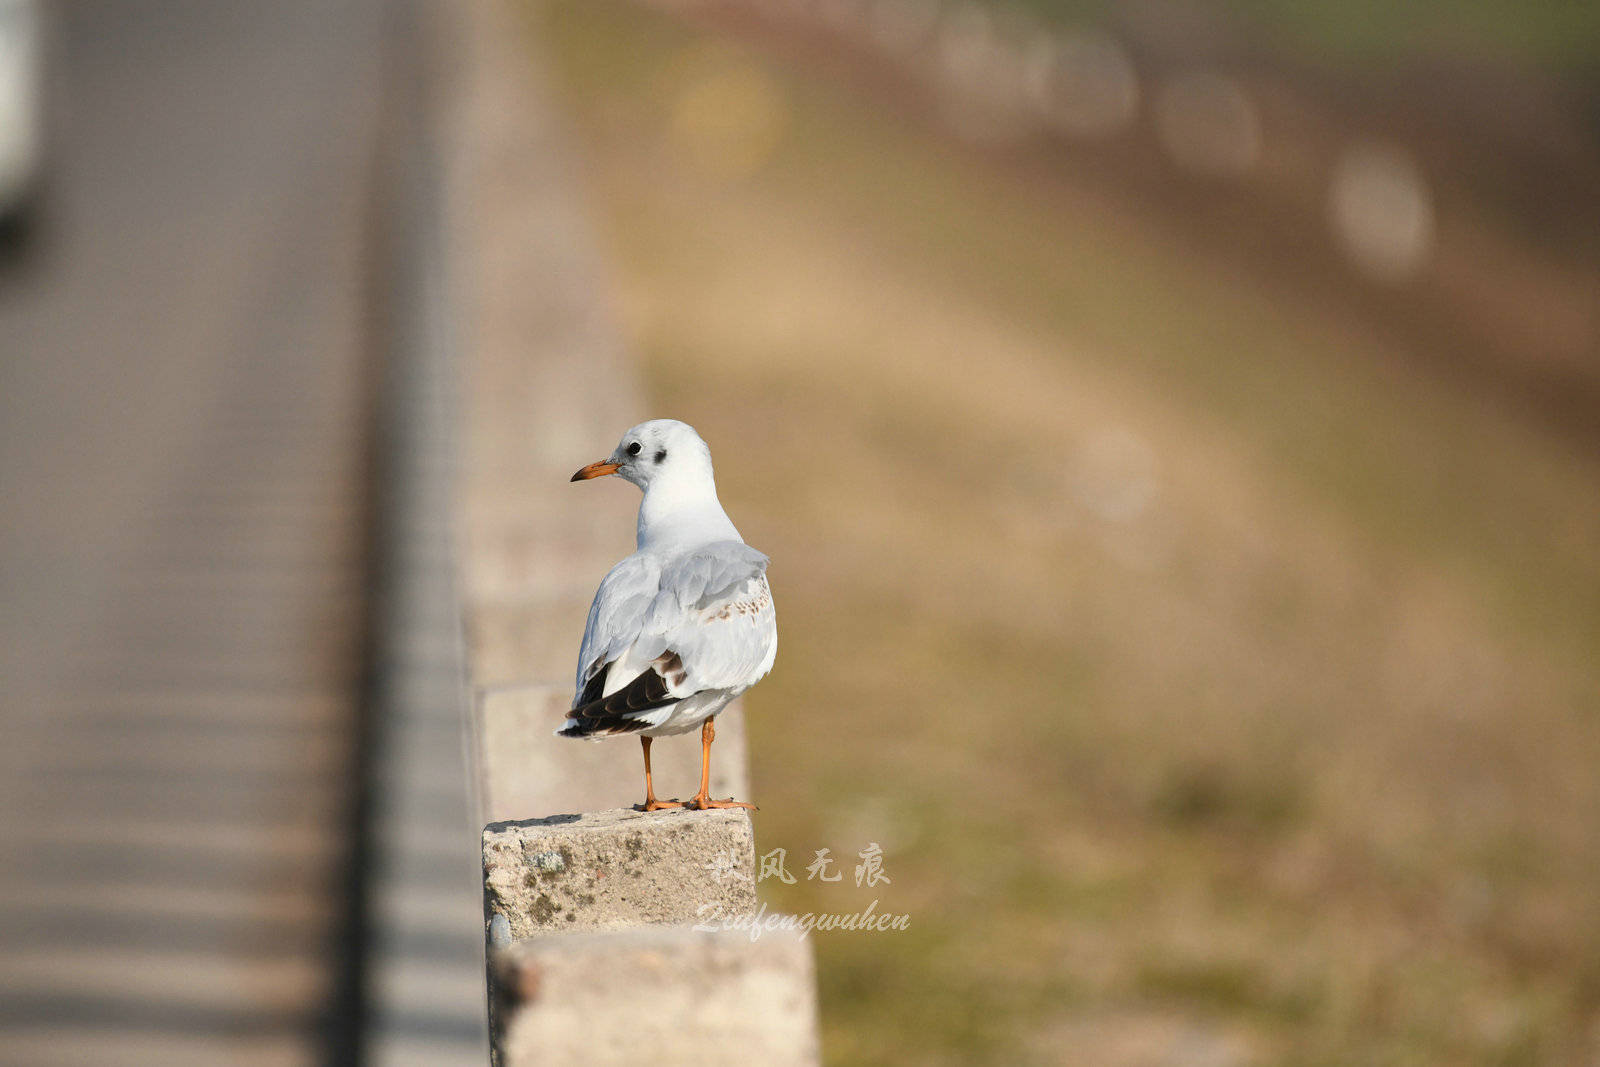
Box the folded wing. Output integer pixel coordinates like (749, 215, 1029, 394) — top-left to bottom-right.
(564, 542, 775, 736)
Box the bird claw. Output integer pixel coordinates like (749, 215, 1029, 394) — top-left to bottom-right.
(688, 796, 757, 811)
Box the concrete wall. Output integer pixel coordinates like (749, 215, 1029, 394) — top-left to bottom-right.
(444, 2, 819, 1062)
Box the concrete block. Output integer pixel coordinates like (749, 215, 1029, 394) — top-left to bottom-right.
(492, 925, 819, 1067)
(483, 808, 757, 939)
(474, 682, 749, 823)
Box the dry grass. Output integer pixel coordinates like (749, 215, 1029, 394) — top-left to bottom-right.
(532, 2, 1600, 1062)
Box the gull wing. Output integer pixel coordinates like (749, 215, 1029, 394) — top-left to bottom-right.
(573, 554, 661, 705)
(564, 542, 775, 734)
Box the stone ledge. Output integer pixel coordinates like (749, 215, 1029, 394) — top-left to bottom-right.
(483, 808, 757, 940)
(491, 925, 819, 1067)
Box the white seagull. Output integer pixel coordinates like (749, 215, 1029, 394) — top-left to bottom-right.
(559, 420, 776, 811)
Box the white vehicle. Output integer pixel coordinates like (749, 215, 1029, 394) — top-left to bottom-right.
(0, 0, 42, 235)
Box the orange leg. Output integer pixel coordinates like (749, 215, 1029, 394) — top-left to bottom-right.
(688, 717, 755, 810)
(635, 737, 683, 812)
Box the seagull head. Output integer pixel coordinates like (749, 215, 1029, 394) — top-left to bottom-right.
(571, 419, 716, 493)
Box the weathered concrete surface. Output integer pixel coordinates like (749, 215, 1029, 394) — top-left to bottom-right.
(457, 0, 640, 697)
(451, 0, 819, 1061)
(493, 926, 820, 1067)
(484, 809, 757, 940)
(455, 0, 758, 834)
(477, 684, 751, 823)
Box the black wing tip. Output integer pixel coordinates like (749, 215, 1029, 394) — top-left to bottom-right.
(565, 651, 682, 733)
(557, 717, 650, 739)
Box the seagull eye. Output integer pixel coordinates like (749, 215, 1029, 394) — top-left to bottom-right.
(626, 442, 641, 457)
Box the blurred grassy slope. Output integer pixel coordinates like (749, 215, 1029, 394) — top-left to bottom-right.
(1016, 0, 1600, 72)
(533, 2, 1600, 1063)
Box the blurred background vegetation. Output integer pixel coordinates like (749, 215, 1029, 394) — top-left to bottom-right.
(526, 0, 1600, 1062)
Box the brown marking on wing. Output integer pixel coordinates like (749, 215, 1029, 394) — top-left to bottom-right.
(707, 584, 770, 624)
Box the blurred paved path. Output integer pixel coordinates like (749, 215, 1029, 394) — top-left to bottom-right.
(0, 2, 389, 1063)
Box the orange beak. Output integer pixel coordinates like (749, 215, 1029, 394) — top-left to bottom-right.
(571, 460, 622, 482)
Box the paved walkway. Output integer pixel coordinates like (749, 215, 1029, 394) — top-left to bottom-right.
(0, 3, 387, 1062)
